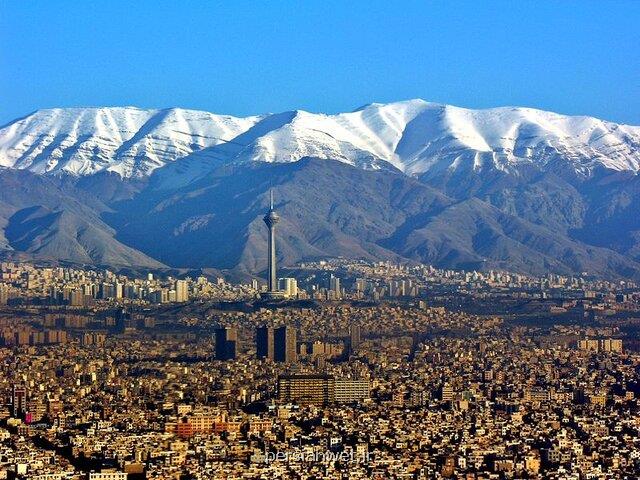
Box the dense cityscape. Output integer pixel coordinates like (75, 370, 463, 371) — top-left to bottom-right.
(0, 201, 638, 480)
(3, 2, 639, 479)
(1, 247, 639, 479)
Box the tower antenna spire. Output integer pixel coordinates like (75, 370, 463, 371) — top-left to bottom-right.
(270, 189, 274, 210)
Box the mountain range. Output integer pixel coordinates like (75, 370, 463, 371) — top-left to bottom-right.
(1, 99, 640, 280)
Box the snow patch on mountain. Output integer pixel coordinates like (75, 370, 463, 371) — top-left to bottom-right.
(1, 101, 639, 182)
(0, 107, 261, 177)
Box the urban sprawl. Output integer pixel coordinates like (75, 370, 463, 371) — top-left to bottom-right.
(0, 258, 639, 479)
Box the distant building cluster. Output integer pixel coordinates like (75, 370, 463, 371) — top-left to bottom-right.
(577, 337, 623, 353)
(0, 263, 258, 307)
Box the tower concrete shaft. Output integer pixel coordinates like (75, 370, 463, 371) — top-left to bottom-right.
(267, 219, 277, 291)
(263, 190, 280, 292)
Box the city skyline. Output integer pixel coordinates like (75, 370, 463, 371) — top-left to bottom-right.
(1, 2, 639, 478)
(1, 258, 638, 478)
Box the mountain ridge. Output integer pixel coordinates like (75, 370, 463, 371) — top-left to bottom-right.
(1, 100, 640, 280)
(2, 100, 639, 183)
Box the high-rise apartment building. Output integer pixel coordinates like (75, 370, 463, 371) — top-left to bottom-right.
(334, 378, 370, 403)
(350, 323, 361, 350)
(256, 326, 275, 360)
(278, 374, 334, 405)
(329, 275, 341, 298)
(278, 374, 370, 405)
(12, 384, 27, 417)
(175, 280, 189, 302)
(215, 327, 238, 361)
(354, 278, 366, 294)
(274, 325, 297, 363)
(278, 278, 298, 298)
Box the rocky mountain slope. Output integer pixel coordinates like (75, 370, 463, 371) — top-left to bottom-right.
(1, 100, 639, 279)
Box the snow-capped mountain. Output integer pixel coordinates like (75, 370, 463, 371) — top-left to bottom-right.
(2, 100, 640, 280)
(218, 99, 640, 175)
(0, 107, 261, 177)
(1, 100, 639, 182)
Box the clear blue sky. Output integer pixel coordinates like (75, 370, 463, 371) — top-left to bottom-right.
(1, 0, 639, 125)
